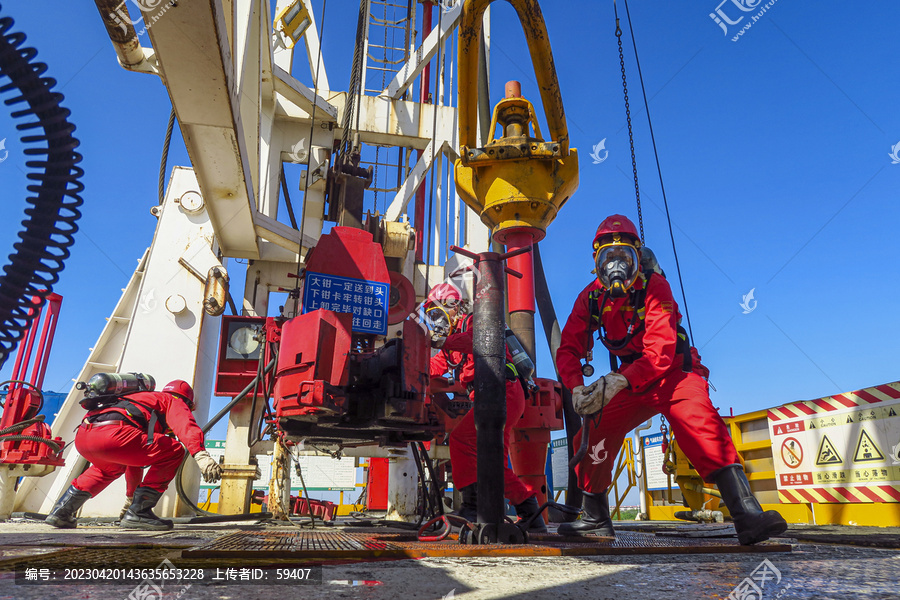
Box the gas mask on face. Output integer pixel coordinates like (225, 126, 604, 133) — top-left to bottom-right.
(595, 242, 639, 298)
(425, 305, 452, 337)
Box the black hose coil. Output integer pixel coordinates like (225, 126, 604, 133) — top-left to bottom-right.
(0, 4, 84, 367)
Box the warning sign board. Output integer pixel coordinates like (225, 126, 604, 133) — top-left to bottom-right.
(550, 438, 568, 491)
(767, 382, 900, 503)
(641, 433, 670, 491)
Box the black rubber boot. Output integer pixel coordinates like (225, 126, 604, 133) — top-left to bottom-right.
(120, 487, 174, 530)
(713, 464, 787, 545)
(453, 484, 477, 522)
(556, 491, 615, 536)
(514, 495, 548, 533)
(45, 486, 92, 529)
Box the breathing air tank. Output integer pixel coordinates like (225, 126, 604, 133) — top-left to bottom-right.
(504, 327, 535, 380)
(76, 372, 156, 398)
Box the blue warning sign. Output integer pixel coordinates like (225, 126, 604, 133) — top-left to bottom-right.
(303, 272, 389, 335)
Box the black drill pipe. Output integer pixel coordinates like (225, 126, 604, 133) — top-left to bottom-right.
(473, 252, 507, 529)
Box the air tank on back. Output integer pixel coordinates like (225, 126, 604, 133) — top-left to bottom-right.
(504, 326, 535, 380)
(76, 372, 156, 398)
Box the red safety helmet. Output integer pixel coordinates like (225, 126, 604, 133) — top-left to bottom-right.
(163, 379, 195, 410)
(427, 282, 462, 307)
(593, 214, 641, 251)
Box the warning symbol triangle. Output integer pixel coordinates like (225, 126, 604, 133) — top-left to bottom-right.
(846, 415, 854, 423)
(889, 407, 897, 417)
(853, 429, 885, 463)
(809, 422, 816, 429)
(816, 435, 842, 465)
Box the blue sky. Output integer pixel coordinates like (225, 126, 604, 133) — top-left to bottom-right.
(1, 0, 899, 436)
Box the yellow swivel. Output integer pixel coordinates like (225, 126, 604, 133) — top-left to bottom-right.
(454, 0, 579, 243)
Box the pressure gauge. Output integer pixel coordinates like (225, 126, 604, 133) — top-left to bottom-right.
(223, 319, 265, 360)
(229, 326, 260, 357)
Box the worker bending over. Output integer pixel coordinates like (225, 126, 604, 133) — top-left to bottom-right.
(46, 380, 222, 530)
(427, 284, 545, 532)
(556, 215, 787, 545)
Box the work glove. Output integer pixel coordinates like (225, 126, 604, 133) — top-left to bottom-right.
(193, 450, 223, 483)
(119, 496, 133, 520)
(573, 373, 629, 416)
(431, 332, 447, 348)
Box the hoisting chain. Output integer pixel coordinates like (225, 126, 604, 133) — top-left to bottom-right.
(614, 4, 644, 243)
(660, 415, 676, 475)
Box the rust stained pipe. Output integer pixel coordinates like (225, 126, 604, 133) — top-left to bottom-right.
(93, 0, 146, 68)
(458, 0, 569, 154)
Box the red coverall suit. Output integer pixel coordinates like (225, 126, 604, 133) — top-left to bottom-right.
(430, 317, 533, 505)
(556, 273, 740, 494)
(72, 391, 205, 496)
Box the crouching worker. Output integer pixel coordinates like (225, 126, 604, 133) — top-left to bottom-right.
(556, 215, 787, 545)
(46, 378, 222, 530)
(426, 284, 545, 533)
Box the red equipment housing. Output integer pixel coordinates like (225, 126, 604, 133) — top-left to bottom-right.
(0, 293, 65, 467)
(214, 227, 440, 447)
(509, 377, 564, 515)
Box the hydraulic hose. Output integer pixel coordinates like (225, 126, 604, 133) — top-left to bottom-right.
(533, 243, 582, 509)
(0, 5, 84, 369)
(0, 434, 60, 452)
(174, 357, 277, 517)
(0, 415, 43, 435)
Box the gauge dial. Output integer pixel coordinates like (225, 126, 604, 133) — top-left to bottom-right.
(229, 326, 260, 356)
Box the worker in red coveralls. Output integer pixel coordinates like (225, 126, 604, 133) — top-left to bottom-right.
(45, 380, 222, 530)
(426, 283, 545, 532)
(555, 215, 787, 544)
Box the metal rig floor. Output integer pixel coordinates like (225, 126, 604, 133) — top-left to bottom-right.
(0, 518, 898, 599)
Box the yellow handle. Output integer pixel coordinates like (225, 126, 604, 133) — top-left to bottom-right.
(458, 0, 570, 155)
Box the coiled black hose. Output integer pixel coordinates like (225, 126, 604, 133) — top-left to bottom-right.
(0, 5, 84, 368)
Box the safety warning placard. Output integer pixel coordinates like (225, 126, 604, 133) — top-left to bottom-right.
(641, 432, 670, 491)
(767, 382, 900, 503)
(302, 272, 389, 335)
(550, 438, 568, 491)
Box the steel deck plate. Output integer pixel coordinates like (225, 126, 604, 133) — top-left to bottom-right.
(182, 530, 792, 560)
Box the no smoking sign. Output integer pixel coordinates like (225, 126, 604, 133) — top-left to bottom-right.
(781, 437, 803, 469)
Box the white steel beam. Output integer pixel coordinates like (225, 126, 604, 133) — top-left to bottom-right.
(300, 0, 330, 90)
(254, 210, 319, 253)
(235, 0, 262, 205)
(382, 1, 462, 100)
(384, 139, 438, 222)
(275, 92, 456, 150)
(145, 0, 260, 259)
(273, 65, 339, 121)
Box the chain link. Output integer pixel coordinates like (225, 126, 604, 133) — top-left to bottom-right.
(615, 14, 644, 244)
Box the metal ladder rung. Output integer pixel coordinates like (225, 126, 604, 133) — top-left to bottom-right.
(370, 17, 410, 27)
(365, 60, 407, 69)
(86, 361, 118, 369)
